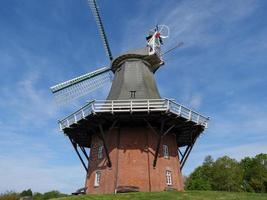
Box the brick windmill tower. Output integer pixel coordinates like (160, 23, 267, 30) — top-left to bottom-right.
(50, 0, 209, 194)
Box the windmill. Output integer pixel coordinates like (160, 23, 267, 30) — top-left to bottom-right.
(50, 0, 209, 194)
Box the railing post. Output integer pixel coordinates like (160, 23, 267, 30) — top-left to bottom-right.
(188, 110, 192, 121)
(111, 100, 114, 114)
(82, 109, 85, 118)
(74, 114, 77, 123)
(67, 119, 70, 127)
(178, 105, 182, 116)
(197, 115, 200, 124)
(147, 99, 150, 113)
(130, 100, 132, 113)
(91, 102, 95, 114)
(166, 99, 170, 113)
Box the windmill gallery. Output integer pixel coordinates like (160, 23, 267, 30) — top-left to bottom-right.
(50, 0, 209, 194)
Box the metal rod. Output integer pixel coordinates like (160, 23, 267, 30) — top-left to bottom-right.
(161, 42, 184, 56)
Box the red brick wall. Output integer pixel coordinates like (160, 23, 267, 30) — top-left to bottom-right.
(85, 126, 184, 194)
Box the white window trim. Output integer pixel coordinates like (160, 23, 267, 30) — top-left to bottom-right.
(97, 145, 103, 159)
(163, 144, 169, 159)
(94, 171, 101, 187)
(166, 170, 172, 186)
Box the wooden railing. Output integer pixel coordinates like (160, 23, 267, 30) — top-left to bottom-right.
(59, 99, 209, 130)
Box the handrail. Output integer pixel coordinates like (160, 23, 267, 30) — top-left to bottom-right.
(60, 100, 95, 122)
(59, 99, 209, 130)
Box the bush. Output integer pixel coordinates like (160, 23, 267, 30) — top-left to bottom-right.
(0, 191, 19, 200)
(33, 191, 67, 200)
(186, 178, 212, 190)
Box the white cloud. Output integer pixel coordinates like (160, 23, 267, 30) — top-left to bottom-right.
(160, 0, 259, 48)
(209, 101, 267, 139)
(0, 69, 86, 194)
(189, 94, 202, 109)
(0, 154, 84, 193)
(0, 72, 58, 129)
(0, 126, 85, 194)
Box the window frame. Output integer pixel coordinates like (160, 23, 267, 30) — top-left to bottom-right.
(166, 170, 172, 186)
(130, 91, 136, 99)
(163, 144, 169, 159)
(97, 145, 103, 159)
(94, 171, 101, 187)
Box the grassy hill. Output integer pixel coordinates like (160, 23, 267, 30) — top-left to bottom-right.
(54, 191, 267, 200)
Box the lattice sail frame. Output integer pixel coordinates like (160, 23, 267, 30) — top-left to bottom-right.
(50, 67, 113, 105)
(87, 0, 113, 61)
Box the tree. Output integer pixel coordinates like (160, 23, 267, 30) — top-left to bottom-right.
(186, 154, 267, 193)
(186, 170, 212, 191)
(241, 153, 267, 192)
(185, 155, 214, 190)
(203, 155, 214, 166)
(211, 156, 243, 192)
(20, 189, 32, 197)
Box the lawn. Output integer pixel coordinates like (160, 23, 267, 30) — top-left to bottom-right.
(53, 191, 267, 200)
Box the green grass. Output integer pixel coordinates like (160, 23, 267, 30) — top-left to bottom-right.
(53, 191, 267, 200)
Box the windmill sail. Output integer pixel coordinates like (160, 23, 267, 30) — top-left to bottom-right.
(87, 0, 113, 61)
(50, 67, 113, 105)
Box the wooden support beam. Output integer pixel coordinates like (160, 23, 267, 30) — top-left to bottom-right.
(98, 124, 112, 168)
(69, 137, 88, 172)
(146, 120, 176, 168)
(109, 119, 118, 130)
(179, 145, 190, 166)
(79, 146, 89, 161)
(178, 148, 183, 157)
(150, 120, 164, 168)
(162, 124, 176, 136)
(145, 120, 158, 135)
(179, 128, 199, 170)
(180, 143, 195, 170)
(153, 134, 162, 168)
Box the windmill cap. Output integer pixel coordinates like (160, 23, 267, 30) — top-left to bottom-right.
(111, 47, 163, 73)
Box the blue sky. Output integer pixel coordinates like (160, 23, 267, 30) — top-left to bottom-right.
(0, 0, 267, 194)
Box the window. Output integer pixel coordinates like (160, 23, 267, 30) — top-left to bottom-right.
(163, 145, 169, 158)
(94, 171, 101, 187)
(97, 145, 103, 159)
(130, 91, 136, 99)
(166, 170, 172, 186)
